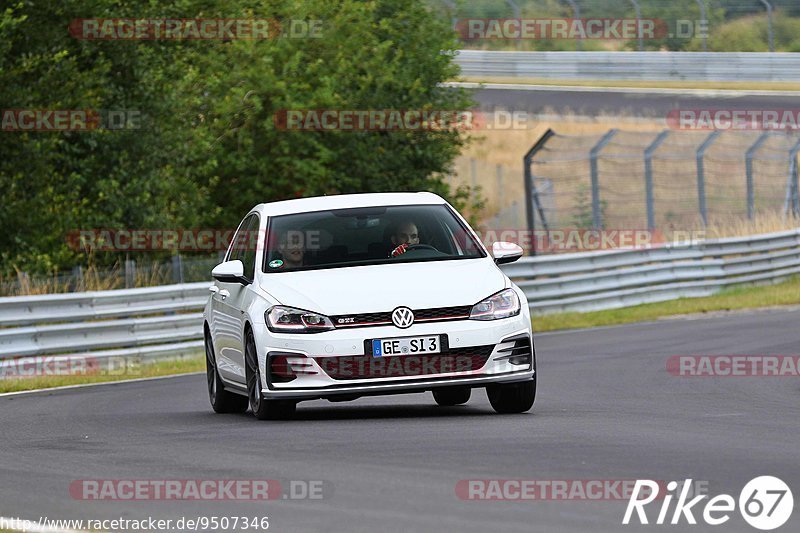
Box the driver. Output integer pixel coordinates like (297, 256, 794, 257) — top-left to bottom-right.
(389, 221, 420, 257)
(277, 230, 306, 268)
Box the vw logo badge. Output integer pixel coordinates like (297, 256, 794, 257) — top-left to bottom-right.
(391, 307, 415, 329)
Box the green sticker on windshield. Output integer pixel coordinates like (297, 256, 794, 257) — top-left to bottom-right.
(268, 259, 284, 268)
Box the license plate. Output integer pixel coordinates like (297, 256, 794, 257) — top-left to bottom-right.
(371, 335, 441, 357)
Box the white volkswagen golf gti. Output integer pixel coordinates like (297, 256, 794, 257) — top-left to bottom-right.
(203, 192, 536, 419)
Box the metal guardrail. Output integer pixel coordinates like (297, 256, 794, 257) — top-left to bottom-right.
(0, 283, 209, 375)
(0, 282, 210, 327)
(505, 229, 800, 314)
(454, 50, 800, 82)
(1, 229, 799, 372)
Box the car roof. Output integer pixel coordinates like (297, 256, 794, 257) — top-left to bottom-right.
(253, 192, 447, 217)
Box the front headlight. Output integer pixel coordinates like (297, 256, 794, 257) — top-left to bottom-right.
(265, 306, 334, 333)
(470, 289, 521, 321)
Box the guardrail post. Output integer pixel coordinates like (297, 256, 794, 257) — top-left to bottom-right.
(644, 130, 670, 230)
(785, 138, 800, 218)
(746, 132, 771, 220)
(124, 259, 136, 288)
(523, 128, 555, 255)
(589, 129, 618, 229)
(696, 130, 721, 226)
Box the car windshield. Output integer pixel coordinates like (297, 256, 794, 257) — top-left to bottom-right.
(263, 204, 485, 273)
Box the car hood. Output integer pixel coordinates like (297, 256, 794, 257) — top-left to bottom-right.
(261, 258, 506, 315)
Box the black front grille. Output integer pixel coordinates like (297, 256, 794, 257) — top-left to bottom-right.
(315, 345, 494, 380)
(416, 305, 472, 321)
(495, 334, 532, 366)
(330, 305, 471, 328)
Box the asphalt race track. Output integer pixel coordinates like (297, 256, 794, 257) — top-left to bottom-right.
(473, 87, 800, 118)
(1, 309, 798, 532)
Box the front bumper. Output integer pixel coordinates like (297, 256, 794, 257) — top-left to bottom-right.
(257, 315, 534, 400)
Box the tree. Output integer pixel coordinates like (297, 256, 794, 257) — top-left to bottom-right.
(0, 0, 475, 274)
(183, 0, 475, 228)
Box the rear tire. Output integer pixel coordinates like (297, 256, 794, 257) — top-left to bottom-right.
(432, 386, 471, 406)
(487, 376, 536, 414)
(245, 329, 296, 420)
(206, 332, 248, 414)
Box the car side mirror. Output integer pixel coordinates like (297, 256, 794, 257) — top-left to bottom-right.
(492, 242, 524, 265)
(212, 260, 250, 284)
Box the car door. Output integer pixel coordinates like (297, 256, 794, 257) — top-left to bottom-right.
(211, 213, 258, 383)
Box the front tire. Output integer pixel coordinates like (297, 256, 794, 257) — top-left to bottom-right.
(245, 329, 296, 420)
(206, 332, 248, 414)
(487, 376, 536, 414)
(432, 386, 471, 406)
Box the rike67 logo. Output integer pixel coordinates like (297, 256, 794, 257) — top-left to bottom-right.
(624, 476, 793, 530)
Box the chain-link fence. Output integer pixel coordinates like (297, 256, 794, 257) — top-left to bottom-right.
(526, 129, 800, 231)
(0, 255, 222, 296)
(457, 129, 800, 242)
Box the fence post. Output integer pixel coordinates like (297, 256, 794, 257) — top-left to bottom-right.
(442, 0, 458, 30)
(695, 0, 708, 52)
(172, 254, 184, 284)
(17, 271, 29, 294)
(795, 160, 800, 218)
(124, 259, 136, 288)
(696, 130, 721, 227)
(759, 0, 775, 52)
(746, 132, 771, 220)
(496, 165, 504, 209)
(644, 130, 670, 230)
(589, 129, 618, 229)
(71, 265, 84, 292)
(505, 0, 522, 50)
(629, 0, 644, 51)
(564, 0, 582, 50)
(785, 138, 800, 218)
(470, 158, 477, 190)
(523, 128, 555, 255)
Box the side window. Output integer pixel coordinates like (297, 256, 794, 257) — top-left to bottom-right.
(241, 215, 259, 281)
(228, 214, 259, 281)
(228, 215, 252, 264)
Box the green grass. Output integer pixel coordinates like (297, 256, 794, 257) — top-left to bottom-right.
(0, 355, 205, 394)
(533, 277, 800, 333)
